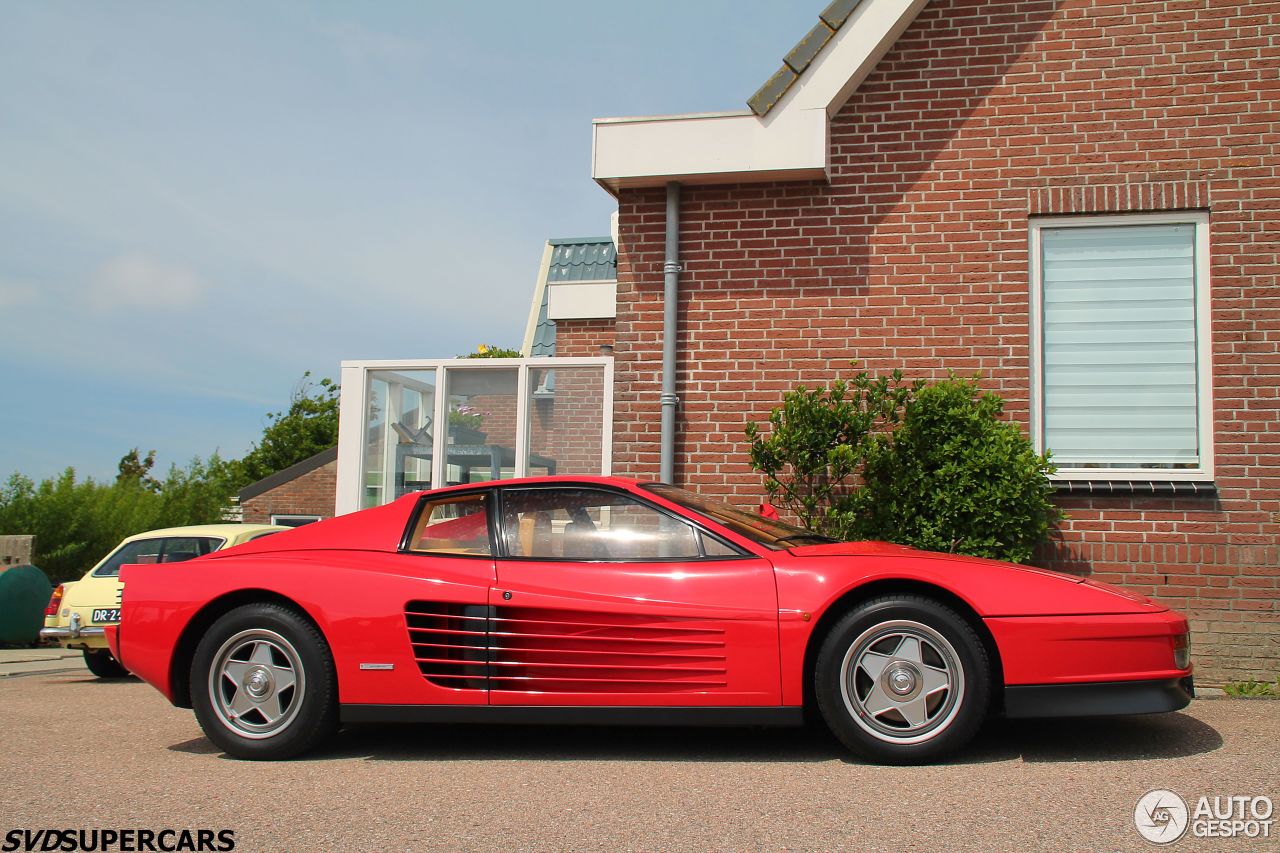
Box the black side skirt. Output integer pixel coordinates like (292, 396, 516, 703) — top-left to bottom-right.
(1004, 676, 1195, 719)
(340, 704, 805, 727)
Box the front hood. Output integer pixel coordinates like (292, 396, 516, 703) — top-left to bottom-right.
(787, 541, 1085, 584)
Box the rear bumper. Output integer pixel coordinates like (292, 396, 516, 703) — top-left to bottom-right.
(1005, 675, 1195, 719)
(40, 626, 105, 639)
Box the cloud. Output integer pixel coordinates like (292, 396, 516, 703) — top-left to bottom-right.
(89, 252, 208, 311)
(0, 277, 39, 310)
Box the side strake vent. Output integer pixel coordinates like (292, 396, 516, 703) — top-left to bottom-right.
(404, 602, 491, 690)
(404, 601, 728, 693)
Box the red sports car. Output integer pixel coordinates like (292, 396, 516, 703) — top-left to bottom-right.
(112, 477, 1194, 763)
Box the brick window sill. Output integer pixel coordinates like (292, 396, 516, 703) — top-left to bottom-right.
(1052, 480, 1217, 497)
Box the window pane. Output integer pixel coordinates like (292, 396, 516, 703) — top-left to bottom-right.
(527, 366, 604, 476)
(1041, 223, 1199, 467)
(408, 494, 491, 556)
(502, 488, 700, 561)
(444, 367, 518, 485)
(93, 539, 164, 577)
(158, 537, 222, 563)
(365, 369, 438, 507)
(700, 534, 742, 558)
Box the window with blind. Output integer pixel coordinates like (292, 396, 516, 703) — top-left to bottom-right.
(1030, 213, 1212, 480)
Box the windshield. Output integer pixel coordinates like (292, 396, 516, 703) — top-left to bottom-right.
(642, 484, 836, 550)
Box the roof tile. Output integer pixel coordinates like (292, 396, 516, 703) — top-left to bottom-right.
(747, 65, 799, 117)
(785, 21, 835, 74)
(820, 0, 865, 29)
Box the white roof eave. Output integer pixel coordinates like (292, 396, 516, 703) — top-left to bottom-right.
(591, 0, 930, 193)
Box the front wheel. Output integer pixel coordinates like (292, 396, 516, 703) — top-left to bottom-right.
(190, 603, 338, 760)
(83, 649, 129, 679)
(814, 595, 991, 764)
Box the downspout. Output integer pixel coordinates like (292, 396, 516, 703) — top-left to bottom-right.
(660, 181, 681, 484)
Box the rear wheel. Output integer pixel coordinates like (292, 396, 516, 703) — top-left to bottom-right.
(815, 595, 990, 764)
(190, 603, 338, 760)
(83, 649, 128, 679)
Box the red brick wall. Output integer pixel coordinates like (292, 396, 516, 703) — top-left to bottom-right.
(554, 319, 615, 358)
(611, 0, 1279, 683)
(241, 460, 338, 524)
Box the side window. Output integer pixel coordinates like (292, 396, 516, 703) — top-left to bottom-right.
(700, 534, 742, 558)
(502, 488, 712, 561)
(158, 537, 222, 563)
(406, 493, 492, 556)
(93, 539, 164, 578)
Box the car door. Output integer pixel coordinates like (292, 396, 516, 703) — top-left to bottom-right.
(489, 485, 781, 707)
(390, 491, 497, 702)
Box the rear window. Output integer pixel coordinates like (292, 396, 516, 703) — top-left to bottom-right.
(93, 536, 224, 577)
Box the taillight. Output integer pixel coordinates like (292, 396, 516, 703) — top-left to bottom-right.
(1173, 632, 1191, 670)
(45, 585, 65, 617)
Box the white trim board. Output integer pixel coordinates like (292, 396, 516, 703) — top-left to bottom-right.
(591, 0, 930, 192)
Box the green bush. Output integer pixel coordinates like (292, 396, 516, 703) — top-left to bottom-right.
(747, 365, 1060, 564)
(745, 367, 918, 530)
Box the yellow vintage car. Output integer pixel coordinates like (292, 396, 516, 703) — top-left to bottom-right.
(41, 524, 287, 678)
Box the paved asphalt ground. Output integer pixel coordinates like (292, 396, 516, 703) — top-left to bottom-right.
(2, 661, 1277, 853)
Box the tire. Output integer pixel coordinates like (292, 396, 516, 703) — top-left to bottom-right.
(190, 603, 338, 760)
(814, 595, 991, 764)
(83, 649, 129, 679)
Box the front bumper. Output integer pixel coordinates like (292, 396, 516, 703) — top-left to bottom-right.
(1005, 675, 1195, 719)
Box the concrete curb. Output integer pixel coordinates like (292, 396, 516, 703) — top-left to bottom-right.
(0, 647, 86, 678)
(0, 667, 86, 679)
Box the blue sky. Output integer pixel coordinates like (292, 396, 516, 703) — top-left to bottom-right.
(0, 1, 818, 482)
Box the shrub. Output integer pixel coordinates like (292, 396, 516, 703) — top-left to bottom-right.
(745, 368, 919, 533)
(747, 365, 1060, 564)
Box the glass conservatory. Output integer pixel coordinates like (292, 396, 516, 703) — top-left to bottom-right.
(335, 357, 613, 515)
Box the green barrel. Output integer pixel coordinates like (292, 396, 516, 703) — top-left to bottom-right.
(0, 564, 54, 645)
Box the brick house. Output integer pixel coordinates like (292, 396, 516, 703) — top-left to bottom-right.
(565, 0, 1279, 684)
(239, 447, 337, 526)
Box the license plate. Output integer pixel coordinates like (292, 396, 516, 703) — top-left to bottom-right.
(92, 608, 121, 623)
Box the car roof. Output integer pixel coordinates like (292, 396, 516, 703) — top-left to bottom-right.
(414, 475, 655, 498)
(117, 523, 288, 543)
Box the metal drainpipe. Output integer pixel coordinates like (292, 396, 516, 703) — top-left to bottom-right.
(660, 181, 681, 484)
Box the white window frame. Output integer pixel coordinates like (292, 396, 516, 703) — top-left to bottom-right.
(270, 514, 322, 527)
(1029, 211, 1214, 482)
(335, 357, 614, 516)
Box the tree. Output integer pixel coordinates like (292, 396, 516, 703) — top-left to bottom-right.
(116, 447, 160, 491)
(747, 364, 1060, 564)
(238, 373, 340, 483)
(0, 372, 343, 582)
(0, 455, 244, 584)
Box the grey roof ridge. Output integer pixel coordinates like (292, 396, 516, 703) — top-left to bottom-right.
(547, 236, 614, 246)
(747, 0, 866, 117)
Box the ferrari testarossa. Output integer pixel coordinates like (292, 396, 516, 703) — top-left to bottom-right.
(112, 477, 1194, 763)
